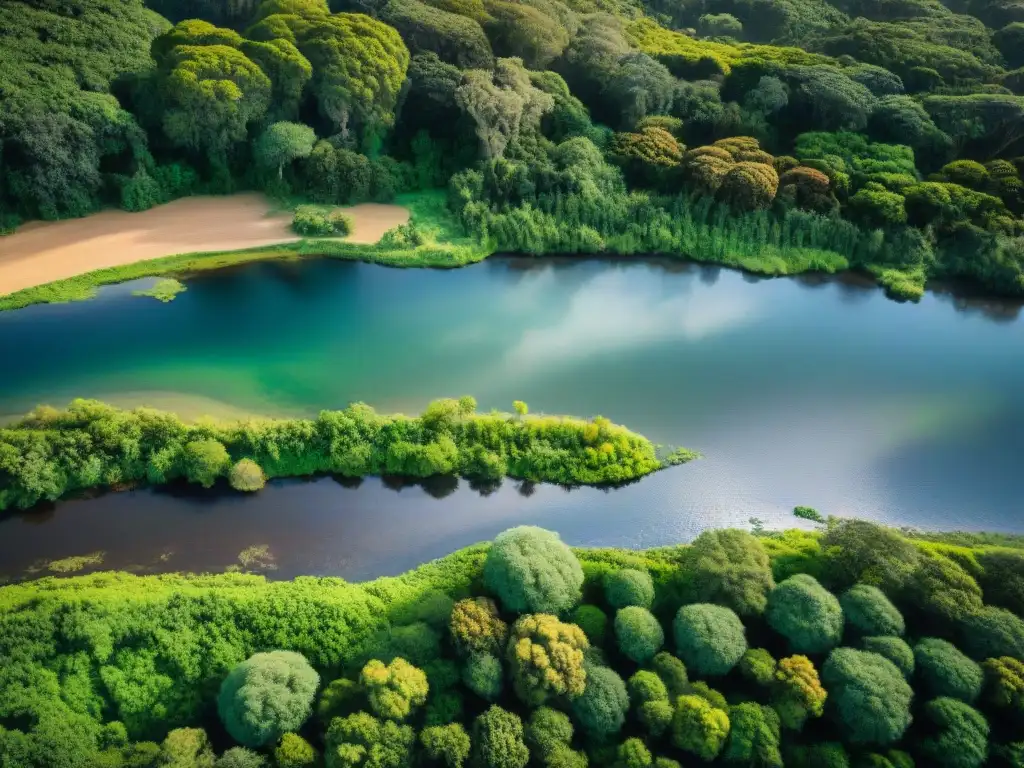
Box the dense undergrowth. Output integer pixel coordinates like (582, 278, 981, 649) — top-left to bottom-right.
(1, 520, 1023, 767)
(0, 397, 685, 511)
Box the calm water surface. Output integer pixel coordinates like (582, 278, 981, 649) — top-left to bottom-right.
(0, 258, 1022, 581)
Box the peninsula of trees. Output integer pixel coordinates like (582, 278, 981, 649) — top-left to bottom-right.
(2, 0, 1024, 300)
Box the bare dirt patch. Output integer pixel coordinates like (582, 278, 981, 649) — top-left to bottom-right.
(0, 196, 412, 295)
(340, 202, 410, 244)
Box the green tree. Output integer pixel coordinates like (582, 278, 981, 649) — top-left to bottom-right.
(961, 606, 1024, 660)
(218, 651, 319, 748)
(420, 723, 471, 768)
(982, 656, 1024, 715)
(183, 438, 231, 488)
(484, 526, 583, 614)
(672, 694, 730, 761)
(526, 707, 573, 762)
(161, 728, 216, 768)
(239, 38, 312, 123)
(820, 519, 921, 592)
(361, 658, 429, 720)
(607, 53, 675, 128)
(994, 22, 1024, 69)
(766, 575, 843, 654)
(229, 458, 266, 492)
(739, 648, 777, 687)
(472, 706, 529, 768)
(255, 122, 316, 181)
(914, 639, 983, 703)
(698, 13, 743, 38)
(673, 604, 747, 676)
(463, 653, 504, 701)
(324, 712, 415, 768)
(651, 653, 689, 696)
(571, 605, 608, 645)
(723, 703, 783, 767)
(616, 738, 653, 768)
(615, 607, 664, 663)
(216, 747, 269, 768)
(605, 569, 656, 609)
(157, 45, 271, 168)
(482, 0, 569, 69)
(274, 734, 318, 768)
(571, 661, 629, 736)
(821, 648, 912, 745)
(862, 637, 914, 678)
(688, 529, 775, 617)
(918, 698, 989, 768)
(507, 614, 588, 705)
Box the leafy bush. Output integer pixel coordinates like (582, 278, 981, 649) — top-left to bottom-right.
(218, 652, 320, 748)
(615, 607, 665, 663)
(526, 707, 573, 761)
(450, 597, 508, 656)
(722, 703, 782, 767)
(571, 605, 608, 645)
(473, 706, 529, 768)
(484, 527, 584, 614)
(822, 648, 913, 745)
(361, 658, 429, 720)
(740, 648, 777, 687)
(671, 694, 730, 761)
(274, 733, 318, 768)
(918, 698, 989, 768)
(605, 569, 655, 609)
(688, 529, 775, 616)
(766, 574, 844, 654)
(673, 604, 747, 676)
(463, 653, 504, 701)
(651, 652, 689, 697)
(229, 459, 266, 492)
(840, 585, 905, 637)
(571, 662, 629, 736)
(507, 614, 588, 705)
(914, 638, 983, 703)
(772, 655, 827, 730)
(862, 637, 914, 678)
(420, 723, 471, 768)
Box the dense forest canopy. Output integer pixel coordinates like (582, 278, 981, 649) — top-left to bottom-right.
(1, 0, 1023, 296)
(1, 521, 1023, 767)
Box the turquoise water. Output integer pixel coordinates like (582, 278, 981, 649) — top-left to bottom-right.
(0, 258, 1022, 579)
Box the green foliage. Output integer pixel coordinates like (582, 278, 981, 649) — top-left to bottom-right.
(526, 707, 573, 762)
(0, 401, 665, 510)
(451, 597, 508, 656)
(766, 574, 844, 654)
(507, 614, 588, 705)
(132, 278, 187, 303)
(274, 733, 318, 768)
(229, 459, 267, 492)
(217, 746, 269, 768)
(571, 605, 608, 645)
(821, 519, 921, 592)
(740, 648, 778, 687)
(772, 655, 827, 730)
(420, 723, 471, 768)
(914, 639, 983, 703)
(672, 694, 730, 761)
(794, 506, 825, 523)
(218, 651, 319, 747)
(918, 698, 989, 768)
(822, 648, 913, 745)
(651, 651, 689, 698)
(862, 637, 914, 678)
(161, 728, 216, 768)
(688, 529, 775, 617)
(292, 206, 353, 236)
(255, 122, 316, 181)
(673, 603, 747, 676)
(615, 607, 665, 663)
(472, 706, 529, 768)
(324, 711, 414, 768)
(605, 569, 656, 610)
(840, 585, 905, 637)
(571, 662, 629, 736)
(463, 653, 504, 701)
(484, 527, 584, 614)
(723, 703, 783, 767)
(361, 658, 429, 720)
(982, 656, 1024, 714)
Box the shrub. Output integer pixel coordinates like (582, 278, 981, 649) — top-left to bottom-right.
(292, 206, 334, 236)
(328, 210, 354, 235)
(822, 648, 913, 745)
(216, 747, 267, 768)
(772, 655, 827, 730)
(183, 438, 230, 488)
(395, 590, 454, 629)
(914, 639, 983, 703)
(421, 723, 471, 768)
(671, 694, 730, 761)
(862, 637, 914, 678)
(463, 653, 504, 701)
(652, 652, 689, 697)
(324, 712, 414, 768)
(317, 678, 361, 725)
(450, 597, 508, 656)
(229, 459, 266, 492)
(981, 656, 1024, 714)
(161, 728, 215, 768)
(918, 698, 989, 768)
(605, 569, 655, 609)
(766, 575, 844, 654)
(472, 706, 529, 768)
(571, 605, 608, 645)
(218, 651, 319, 748)
(688, 529, 775, 616)
(616, 738, 653, 768)
(571, 662, 629, 736)
(484, 527, 583, 614)
(673, 604, 747, 676)
(739, 648, 777, 687)
(361, 658, 429, 720)
(785, 742, 851, 768)
(526, 707, 573, 761)
(722, 703, 782, 768)
(960, 607, 1024, 660)
(274, 734, 317, 768)
(615, 607, 665, 663)
(628, 670, 669, 704)
(639, 699, 674, 737)
(840, 585, 904, 638)
(507, 614, 588, 705)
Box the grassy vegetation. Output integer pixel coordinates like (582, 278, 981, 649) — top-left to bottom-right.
(131, 278, 187, 302)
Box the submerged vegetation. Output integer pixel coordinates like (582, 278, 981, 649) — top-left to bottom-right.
(132, 278, 187, 302)
(0, 397, 681, 511)
(0, 520, 1022, 767)
(3, 0, 1024, 308)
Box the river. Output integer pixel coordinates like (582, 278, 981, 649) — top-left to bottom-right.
(0, 257, 1022, 582)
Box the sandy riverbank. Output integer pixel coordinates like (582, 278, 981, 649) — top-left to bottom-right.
(0, 195, 411, 296)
